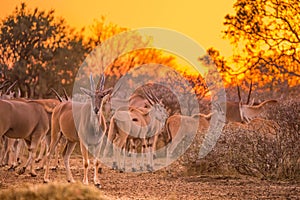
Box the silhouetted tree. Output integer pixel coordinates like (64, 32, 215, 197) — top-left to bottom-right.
(0, 3, 86, 97)
(222, 0, 300, 88)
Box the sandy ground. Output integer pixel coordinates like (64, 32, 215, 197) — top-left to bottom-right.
(0, 156, 299, 200)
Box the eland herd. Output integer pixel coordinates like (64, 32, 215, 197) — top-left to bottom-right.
(0, 74, 277, 188)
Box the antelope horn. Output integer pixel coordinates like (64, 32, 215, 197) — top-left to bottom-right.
(246, 80, 253, 105)
(236, 82, 242, 103)
(148, 88, 159, 104)
(99, 73, 105, 91)
(142, 87, 154, 106)
(0, 80, 10, 90)
(62, 87, 69, 101)
(96, 73, 105, 91)
(50, 88, 63, 102)
(90, 74, 95, 92)
(17, 87, 21, 98)
(5, 80, 18, 95)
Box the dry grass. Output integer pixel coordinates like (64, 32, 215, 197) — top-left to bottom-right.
(0, 182, 107, 200)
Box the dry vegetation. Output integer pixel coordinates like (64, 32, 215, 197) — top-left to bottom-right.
(182, 99, 300, 181)
(0, 182, 107, 200)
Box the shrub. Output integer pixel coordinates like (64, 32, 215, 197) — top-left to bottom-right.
(182, 100, 300, 180)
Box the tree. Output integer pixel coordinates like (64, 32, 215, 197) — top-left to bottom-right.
(46, 29, 89, 96)
(222, 0, 300, 89)
(0, 3, 80, 97)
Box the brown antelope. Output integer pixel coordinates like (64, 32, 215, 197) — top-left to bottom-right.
(43, 74, 112, 187)
(0, 99, 50, 176)
(164, 112, 212, 164)
(35, 89, 69, 169)
(0, 80, 21, 168)
(240, 100, 278, 123)
(104, 87, 168, 172)
(102, 88, 151, 121)
(223, 81, 277, 123)
(0, 81, 61, 172)
(2, 98, 60, 170)
(0, 81, 28, 170)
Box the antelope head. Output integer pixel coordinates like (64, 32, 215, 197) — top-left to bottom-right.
(142, 86, 168, 123)
(80, 74, 113, 115)
(0, 80, 18, 99)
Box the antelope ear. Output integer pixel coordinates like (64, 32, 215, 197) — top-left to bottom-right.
(80, 87, 94, 97)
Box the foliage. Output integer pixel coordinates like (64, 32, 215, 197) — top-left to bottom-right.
(203, 0, 300, 92)
(47, 30, 88, 96)
(0, 3, 78, 97)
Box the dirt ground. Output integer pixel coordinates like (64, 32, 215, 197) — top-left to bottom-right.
(0, 156, 299, 200)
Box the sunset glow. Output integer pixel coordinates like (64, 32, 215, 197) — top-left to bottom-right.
(0, 0, 235, 57)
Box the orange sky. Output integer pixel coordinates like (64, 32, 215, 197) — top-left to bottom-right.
(0, 0, 235, 57)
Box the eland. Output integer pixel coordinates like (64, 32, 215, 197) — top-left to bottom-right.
(104, 87, 168, 172)
(43, 74, 112, 187)
(0, 98, 50, 176)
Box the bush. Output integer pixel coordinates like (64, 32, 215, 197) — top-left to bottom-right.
(182, 100, 300, 180)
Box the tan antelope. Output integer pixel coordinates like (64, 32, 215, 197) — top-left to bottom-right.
(43, 74, 112, 187)
(164, 112, 213, 164)
(221, 81, 277, 123)
(2, 97, 60, 171)
(0, 81, 28, 170)
(0, 99, 50, 176)
(104, 87, 168, 172)
(35, 89, 69, 169)
(0, 81, 61, 172)
(100, 87, 151, 144)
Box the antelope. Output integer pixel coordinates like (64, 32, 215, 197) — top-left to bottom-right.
(43, 74, 112, 187)
(3, 97, 60, 170)
(0, 80, 21, 168)
(0, 81, 61, 172)
(99, 86, 151, 157)
(104, 87, 168, 172)
(239, 100, 277, 123)
(0, 81, 28, 170)
(35, 88, 69, 169)
(164, 112, 213, 164)
(222, 81, 277, 123)
(0, 99, 50, 176)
